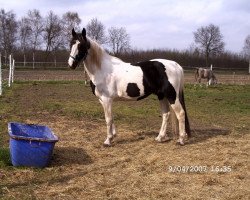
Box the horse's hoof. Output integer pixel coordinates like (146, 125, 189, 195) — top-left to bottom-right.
(155, 136, 162, 142)
(103, 139, 112, 147)
(103, 143, 112, 147)
(176, 138, 185, 146)
(155, 136, 170, 143)
(176, 142, 185, 146)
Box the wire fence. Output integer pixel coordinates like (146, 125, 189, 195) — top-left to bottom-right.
(2, 61, 249, 73)
(0, 57, 249, 96)
(2, 62, 68, 70)
(1, 68, 249, 84)
(0, 53, 15, 95)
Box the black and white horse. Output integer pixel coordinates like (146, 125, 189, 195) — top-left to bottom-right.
(195, 67, 217, 86)
(68, 28, 191, 146)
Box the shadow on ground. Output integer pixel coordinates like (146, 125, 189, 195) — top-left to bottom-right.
(115, 127, 230, 146)
(189, 128, 230, 144)
(51, 146, 93, 166)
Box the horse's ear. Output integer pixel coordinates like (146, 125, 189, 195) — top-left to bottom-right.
(72, 28, 77, 38)
(82, 28, 87, 39)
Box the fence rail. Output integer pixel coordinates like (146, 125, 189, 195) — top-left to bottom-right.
(0, 58, 249, 96)
(15, 62, 68, 69)
(1, 68, 249, 85)
(1, 61, 249, 73)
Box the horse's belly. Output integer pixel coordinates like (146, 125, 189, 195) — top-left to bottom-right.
(117, 81, 144, 99)
(116, 69, 145, 99)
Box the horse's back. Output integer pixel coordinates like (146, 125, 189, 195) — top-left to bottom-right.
(131, 59, 184, 97)
(151, 59, 184, 91)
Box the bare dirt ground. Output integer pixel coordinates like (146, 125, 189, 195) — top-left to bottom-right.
(6, 116, 248, 200)
(0, 81, 249, 200)
(2, 69, 250, 84)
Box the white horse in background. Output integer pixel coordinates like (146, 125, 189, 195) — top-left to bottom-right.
(68, 28, 191, 146)
(195, 67, 217, 86)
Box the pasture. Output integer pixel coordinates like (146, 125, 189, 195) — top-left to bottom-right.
(0, 79, 249, 199)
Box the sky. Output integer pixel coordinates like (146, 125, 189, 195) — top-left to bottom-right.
(1, 0, 250, 53)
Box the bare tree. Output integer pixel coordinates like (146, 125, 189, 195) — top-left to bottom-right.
(86, 18, 106, 44)
(62, 11, 81, 48)
(108, 27, 130, 55)
(194, 24, 225, 67)
(26, 9, 44, 52)
(243, 35, 250, 58)
(0, 9, 18, 55)
(243, 35, 250, 73)
(18, 17, 32, 52)
(18, 17, 32, 65)
(43, 11, 64, 59)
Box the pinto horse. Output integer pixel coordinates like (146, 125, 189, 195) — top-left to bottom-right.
(195, 67, 217, 86)
(68, 28, 191, 146)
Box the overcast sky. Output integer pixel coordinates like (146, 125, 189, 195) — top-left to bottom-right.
(1, 0, 250, 53)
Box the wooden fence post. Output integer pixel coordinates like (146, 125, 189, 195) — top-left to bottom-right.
(33, 52, 35, 69)
(233, 72, 235, 84)
(8, 54, 15, 87)
(248, 59, 250, 74)
(0, 53, 2, 95)
(8, 55, 12, 87)
(12, 59, 15, 83)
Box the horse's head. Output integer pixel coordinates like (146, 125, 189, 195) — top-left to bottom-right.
(68, 28, 90, 69)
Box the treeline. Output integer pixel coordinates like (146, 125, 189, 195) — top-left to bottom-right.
(0, 9, 131, 61)
(9, 48, 247, 70)
(0, 8, 249, 70)
(119, 49, 248, 70)
(0, 9, 81, 62)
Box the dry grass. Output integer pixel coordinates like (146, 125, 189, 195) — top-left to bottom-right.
(0, 81, 249, 200)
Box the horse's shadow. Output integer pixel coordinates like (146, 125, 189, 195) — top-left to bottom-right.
(51, 146, 93, 166)
(115, 131, 159, 145)
(115, 127, 230, 146)
(188, 128, 230, 144)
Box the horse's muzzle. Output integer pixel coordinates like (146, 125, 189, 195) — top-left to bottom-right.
(68, 60, 78, 70)
(69, 64, 77, 70)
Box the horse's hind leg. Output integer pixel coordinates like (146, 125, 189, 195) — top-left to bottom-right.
(170, 100, 186, 145)
(155, 98, 171, 142)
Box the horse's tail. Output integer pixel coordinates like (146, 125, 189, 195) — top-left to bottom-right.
(179, 89, 191, 137)
(169, 68, 191, 138)
(169, 89, 191, 138)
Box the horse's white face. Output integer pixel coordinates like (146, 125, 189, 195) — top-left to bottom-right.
(68, 40, 80, 68)
(68, 28, 90, 69)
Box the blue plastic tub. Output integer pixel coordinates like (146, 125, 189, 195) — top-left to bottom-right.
(8, 122, 59, 168)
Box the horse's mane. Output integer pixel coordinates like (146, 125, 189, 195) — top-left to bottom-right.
(86, 38, 104, 69)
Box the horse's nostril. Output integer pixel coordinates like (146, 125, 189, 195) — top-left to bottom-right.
(69, 62, 78, 70)
(69, 65, 76, 70)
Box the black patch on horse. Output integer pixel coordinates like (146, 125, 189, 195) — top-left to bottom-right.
(131, 61, 176, 104)
(126, 83, 140, 97)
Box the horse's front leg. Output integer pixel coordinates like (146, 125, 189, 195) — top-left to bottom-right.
(99, 97, 115, 146)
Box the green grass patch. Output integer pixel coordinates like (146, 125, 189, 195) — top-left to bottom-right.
(185, 84, 250, 130)
(0, 147, 11, 167)
(0, 82, 249, 149)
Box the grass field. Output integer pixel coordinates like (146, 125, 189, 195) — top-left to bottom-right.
(0, 81, 249, 199)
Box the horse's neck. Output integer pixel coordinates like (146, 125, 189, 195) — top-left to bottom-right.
(83, 41, 113, 81)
